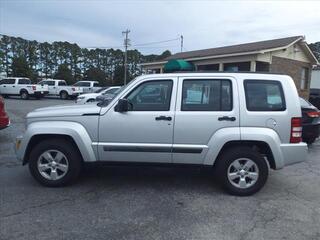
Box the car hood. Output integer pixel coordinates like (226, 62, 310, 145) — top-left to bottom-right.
(78, 93, 99, 98)
(27, 104, 101, 118)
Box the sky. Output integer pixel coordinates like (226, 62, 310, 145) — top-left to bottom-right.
(1, 0, 320, 55)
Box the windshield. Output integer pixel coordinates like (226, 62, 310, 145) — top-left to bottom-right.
(95, 87, 107, 93)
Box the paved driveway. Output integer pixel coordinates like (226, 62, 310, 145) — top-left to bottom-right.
(1, 98, 320, 240)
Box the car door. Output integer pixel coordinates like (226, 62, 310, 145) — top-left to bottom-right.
(98, 77, 177, 163)
(173, 76, 239, 164)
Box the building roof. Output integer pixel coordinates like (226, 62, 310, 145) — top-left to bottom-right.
(166, 36, 303, 60)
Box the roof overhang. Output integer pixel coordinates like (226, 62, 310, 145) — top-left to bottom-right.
(141, 36, 319, 67)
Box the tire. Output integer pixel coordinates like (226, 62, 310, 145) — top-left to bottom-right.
(60, 91, 68, 100)
(28, 139, 82, 187)
(215, 146, 269, 196)
(20, 90, 29, 100)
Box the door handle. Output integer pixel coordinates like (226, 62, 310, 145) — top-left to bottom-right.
(218, 116, 236, 121)
(155, 116, 172, 121)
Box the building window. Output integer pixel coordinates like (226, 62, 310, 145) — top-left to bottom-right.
(300, 67, 309, 90)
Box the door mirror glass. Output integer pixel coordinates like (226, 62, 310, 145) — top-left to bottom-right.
(115, 99, 130, 112)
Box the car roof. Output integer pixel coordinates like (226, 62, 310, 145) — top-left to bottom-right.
(137, 72, 291, 81)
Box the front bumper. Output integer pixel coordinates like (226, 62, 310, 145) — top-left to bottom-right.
(280, 142, 308, 167)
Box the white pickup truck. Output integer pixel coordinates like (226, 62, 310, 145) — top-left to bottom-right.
(0, 77, 49, 99)
(38, 79, 83, 99)
(73, 81, 101, 93)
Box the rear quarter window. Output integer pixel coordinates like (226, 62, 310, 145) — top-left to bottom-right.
(244, 80, 286, 111)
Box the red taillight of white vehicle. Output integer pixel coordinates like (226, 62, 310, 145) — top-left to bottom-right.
(306, 111, 320, 118)
(290, 117, 302, 143)
(32, 85, 36, 90)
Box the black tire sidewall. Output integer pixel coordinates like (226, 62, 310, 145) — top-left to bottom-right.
(21, 91, 29, 100)
(28, 139, 82, 187)
(60, 91, 68, 99)
(217, 147, 269, 196)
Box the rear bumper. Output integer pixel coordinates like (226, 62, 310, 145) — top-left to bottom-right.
(280, 142, 308, 167)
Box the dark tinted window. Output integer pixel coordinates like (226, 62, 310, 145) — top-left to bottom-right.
(18, 78, 31, 84)
(1, 79, 16, 84)
(44, 81, 55, 86)
(126, 80, 173, 111)
(93, 82, 99, 87)
(58, 81, 66, 86)
(244, 80, 286, 111)
(181, 79, 232, 111)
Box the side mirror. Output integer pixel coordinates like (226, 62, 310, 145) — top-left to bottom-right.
(115, 99, 130, 112)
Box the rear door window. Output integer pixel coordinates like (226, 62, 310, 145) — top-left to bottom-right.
(244, 80, 286, 111)
(18, 78, 31, 84)
(58, 81, 66, 86)
(181, 79, 232, 111)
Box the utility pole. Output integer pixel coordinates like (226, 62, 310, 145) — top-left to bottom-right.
(180, 35, 183, 52)
(122, 29, 130, 85)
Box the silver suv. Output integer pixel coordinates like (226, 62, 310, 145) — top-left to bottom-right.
(15, 73, 307, 196)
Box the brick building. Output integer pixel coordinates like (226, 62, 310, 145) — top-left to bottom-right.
(141, 36, 318, 98)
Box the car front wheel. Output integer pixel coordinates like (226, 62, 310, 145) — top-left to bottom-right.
(28, 139, 82, 187)
(216, 147, 269, 196)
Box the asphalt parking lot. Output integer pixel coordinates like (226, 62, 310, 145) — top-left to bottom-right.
(0, 98, 320, 240)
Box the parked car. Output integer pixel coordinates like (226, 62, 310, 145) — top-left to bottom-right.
(0, 77, 49, 99)
(95, 86, 122, 103)
(76, 86, 121, 104)
(309, 88, 320, 109)
(15, 73, 307, 196)
(38, 79, 83, 99)
(0, 96, 10, 130)
(300, 97, 320, 144)
(73, 81, 101, 93)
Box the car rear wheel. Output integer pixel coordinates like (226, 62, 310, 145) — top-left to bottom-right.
(28, 139, 82, 187)
(20, 90, 29, 100)
(60, 91, 68, 100)
(216, 146, 269, 196)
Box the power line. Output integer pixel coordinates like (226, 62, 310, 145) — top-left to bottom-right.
(84, 37, 180, 49)
(132, 37, 180, 47)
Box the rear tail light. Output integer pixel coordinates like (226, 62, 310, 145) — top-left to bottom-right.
(32, 85, 36, 90)
(306, 111, 320, 118)
(290, 117, 302, 143)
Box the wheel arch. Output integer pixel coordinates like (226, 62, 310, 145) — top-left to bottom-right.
(213, 140, 276, 169)
(23, 134, 82, 165)
(21, 121, 97, 165)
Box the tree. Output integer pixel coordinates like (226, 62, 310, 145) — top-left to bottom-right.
(11, 56, 33, 78)
(54, 64, 73, 84)
(157, 50, 172, 60)
(84, 67, 107, 86)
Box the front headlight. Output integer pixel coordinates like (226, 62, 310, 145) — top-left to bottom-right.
(77, 96, 85, 100)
